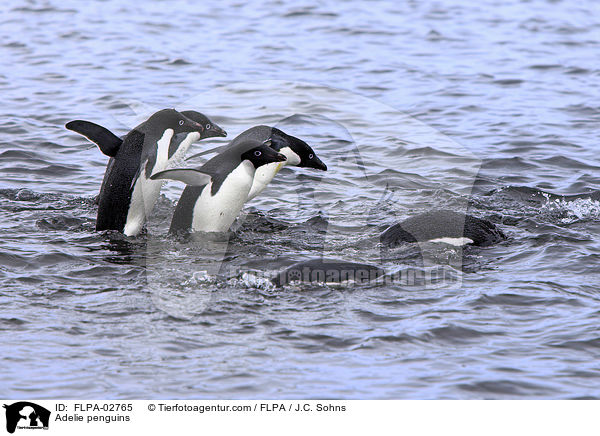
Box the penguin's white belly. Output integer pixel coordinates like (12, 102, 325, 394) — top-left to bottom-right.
(427, 237, 474, 246)
(247, 161, 286, 201)
(123, 130, 200, 236)
(149, 131, 201, 214)
(124, 175, 159, 236)
(191, 160, 255, 232)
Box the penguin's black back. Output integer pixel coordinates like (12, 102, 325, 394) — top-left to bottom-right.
(381, 210, 505, 247)
(96, 130, 144, 231)
(272, 258, 385, 286)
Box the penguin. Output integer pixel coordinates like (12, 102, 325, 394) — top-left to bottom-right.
(185, 125, 327, 202)
(66, 110, 226, 208)
(151, 135, 287, 234)
(271, 258, 385, 286)
(65, 109, 223, 236)
(380, 209, 505, 247)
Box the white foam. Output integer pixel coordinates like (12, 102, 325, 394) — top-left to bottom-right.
(541, 197, 600, 224)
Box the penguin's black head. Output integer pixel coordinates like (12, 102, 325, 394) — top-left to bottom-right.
(181, 110, 227, 139)
(241, 140, 287, 169)
(147, 109, 206, 135)
(270, 127, 327, 171)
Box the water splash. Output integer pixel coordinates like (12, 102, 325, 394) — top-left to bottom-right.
(541, 195, 600, 224)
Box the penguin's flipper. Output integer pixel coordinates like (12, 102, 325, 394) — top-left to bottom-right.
(185, 145, 227, 161)
(150, 169, 212, 186)
(65, 120, 123, 157)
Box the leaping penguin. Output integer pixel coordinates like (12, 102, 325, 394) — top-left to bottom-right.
(185, 125, 327, 202)
(151, 130, 294, 234)
(66, 110, 226, 211)
(65, 109, 225, 236)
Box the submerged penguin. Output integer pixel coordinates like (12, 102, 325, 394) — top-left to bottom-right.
(151, 135, 288, 233)
(65, 109, 225, 236)
(380, 209, 505, 247)
(272, 258, 385, 286)
(185, 125, 327, 202)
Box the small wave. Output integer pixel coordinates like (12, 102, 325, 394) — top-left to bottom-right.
(166, 58, 192, 66)
(36, 216, 90, 231)
(0, 317, 28, 328)
(469, 293, 584, 308)
(458, 379, 556, 396)
(367, 333, 417, 344)
(492, 79, 524, 86)
(424, 324, 503, 344)
(483, 186, 600, 214)
(549, 338, 600, 351)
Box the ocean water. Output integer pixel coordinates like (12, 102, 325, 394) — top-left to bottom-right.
(1, 0, 599, 399)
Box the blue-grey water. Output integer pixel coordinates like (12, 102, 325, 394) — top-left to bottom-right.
(1, 0, 599, 399)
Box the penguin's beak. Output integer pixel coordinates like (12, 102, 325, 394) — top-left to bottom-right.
(300, 154, 327, 171)
(309, 155, 327, 171)
(182, 118, 206, 133)
(214, 125, 227, 137)
(275, 152, 287, 162)
(205, 124, 227, 138)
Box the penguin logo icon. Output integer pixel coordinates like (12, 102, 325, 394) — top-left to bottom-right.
(3, 402, 50, 434)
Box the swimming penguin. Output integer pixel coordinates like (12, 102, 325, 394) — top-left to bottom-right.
(271, 258, 385, 286)
(185, 125, 327, 202)
(380, 209, 505, 247)
(66, 110, 226, 207)
(151, 135, 287, 234)
(65, 109, 223, 236)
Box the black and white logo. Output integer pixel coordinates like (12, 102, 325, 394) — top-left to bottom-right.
(3, 402, 50, 434)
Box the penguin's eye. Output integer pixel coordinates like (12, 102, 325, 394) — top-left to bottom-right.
(179, 120, 184, 125)
(254, 150, 262, 157)
(206, 124, 211, 129)
(309, 153, 314, 159)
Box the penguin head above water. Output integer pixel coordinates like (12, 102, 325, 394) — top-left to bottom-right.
(270, 127, 327, 171)
(137, 108, 207, 137)
(240, 140, 288, 169)
(64, 109, 215, 158)
(181, 110, 227, 139)
(183, 125, 327, 171)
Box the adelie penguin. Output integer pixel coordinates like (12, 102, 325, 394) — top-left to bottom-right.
(185, 125, 327, 201)
(151, 137, 286, 233)
(272, 258, 385, 286)
(152, 126, 327, 234)
(65, 109, 226, 236)
(380, 209, 505, 247)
